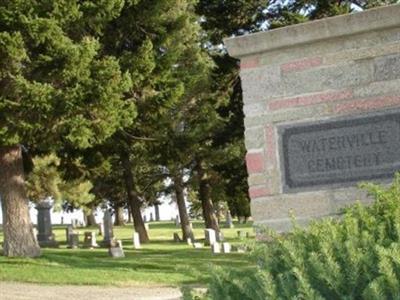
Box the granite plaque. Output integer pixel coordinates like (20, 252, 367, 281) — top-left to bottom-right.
(280, 111, 400, 190)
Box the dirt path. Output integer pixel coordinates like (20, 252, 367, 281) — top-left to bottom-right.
(0, 282, 182, 300)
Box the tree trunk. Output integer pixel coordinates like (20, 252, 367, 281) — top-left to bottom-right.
(0, 145, 41, 257)
(154, 203, 160, 221)
(196, 160, 219, 233)
(120, 151, 149, 243)
(173, 173, 194, 242)
(85, 209, 97, 227)
(114, 206, 125, 226)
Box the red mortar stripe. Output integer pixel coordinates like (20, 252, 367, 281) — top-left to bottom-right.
(281, 57, 323, 73)
(241, 56, 260, 69)
(265, 125, 277, 169)
(334, 95, 400, 114)
(268, 90, 353, 111)
(249, 186, 271, 198)
(246, 152, 265, 174)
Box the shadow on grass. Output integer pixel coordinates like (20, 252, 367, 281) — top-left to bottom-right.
(0, 244, 254, 285)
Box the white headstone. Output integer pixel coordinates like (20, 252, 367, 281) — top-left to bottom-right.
(211, 242, 221, 254)
(222, 242, 231, 253)
(109, 240, 125, 258)
(133, 232, 141, 249)
(144, 223, 149, 231)
(83, 231, 98, 248)
(193, 242, 203, 249)
(204, 229, 216, 246)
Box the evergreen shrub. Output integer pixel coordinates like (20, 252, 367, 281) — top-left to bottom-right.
(205, 174, 400, 299)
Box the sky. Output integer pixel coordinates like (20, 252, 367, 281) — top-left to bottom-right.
(0, 196, 181, 225)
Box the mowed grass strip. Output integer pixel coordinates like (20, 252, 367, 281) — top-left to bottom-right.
(0, 221, 255, 286)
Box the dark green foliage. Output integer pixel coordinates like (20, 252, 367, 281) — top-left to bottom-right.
(205, 174, 400, 299)
(0, 1, 135, 150)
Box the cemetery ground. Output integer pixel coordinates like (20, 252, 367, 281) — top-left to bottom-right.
(0, 221, 255, 290)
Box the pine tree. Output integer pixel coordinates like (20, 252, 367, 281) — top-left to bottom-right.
(0, 1, 135, 257)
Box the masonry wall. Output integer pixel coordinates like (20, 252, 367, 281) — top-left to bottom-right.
(225, 5, 400, 231)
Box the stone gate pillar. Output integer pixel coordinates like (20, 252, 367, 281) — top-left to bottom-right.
(225, 5, 400, 232)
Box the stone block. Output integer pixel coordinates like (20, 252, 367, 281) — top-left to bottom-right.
(240, 65, 282, 102)
(66, 225, 74, 244)
(245, 126, 265, 149)
(108, 240, 125, 258)
(68, 233, 79, 249)
(193, 242, 203, 249)
(83, 231, 98, 248)
(211, 242, 221, 254)
(204, 229, 216, 246)
(222, 242, 231, 253)
(281, 57, 323, 74)
(374, 54, 400, 81)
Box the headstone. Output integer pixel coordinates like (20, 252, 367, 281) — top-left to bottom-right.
(189, 222, 193, 230)
(204, 229, 216, 246)
(175, 215, 180, 227)
(68, 233, 80, 249)
(154, 204, 160, 221)
(193, 242, 203, 249)
(211, 242, 221, 254)
(225, 210, 234, 228)
(102, 210, 113, 246)
(173, 232, 181, 243)
(186, 238, 192, 245)
(108, 240, 125, 258)
(237, 230, 246, 239)
(222, 242, 231, 253)
(66, 225, 74, 244)
(237, 245, 247, 253)
(150, 213, 154, 222)
(144, 223, 149, 231)
(98, 222, 104, 236)
(133, 232, 141, 249)
(83, 231, 98, 248)
(35, 201, 58, 247)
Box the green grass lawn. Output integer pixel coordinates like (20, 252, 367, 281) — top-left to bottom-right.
(0, 221, 255, 287)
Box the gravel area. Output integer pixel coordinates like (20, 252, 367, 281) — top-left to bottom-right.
(0, 282, 182, 300)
